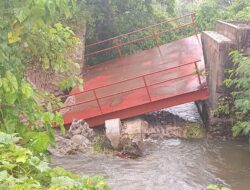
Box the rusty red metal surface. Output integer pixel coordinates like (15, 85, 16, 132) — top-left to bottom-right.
(60, 35, 209, 127)
(85, 13, 197, 58)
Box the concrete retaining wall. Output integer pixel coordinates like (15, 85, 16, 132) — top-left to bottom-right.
(216, 21, 250, 53)
(201, 31, 235, 109)
(202, 21, 250, 110)
(201, 20, 250, 131)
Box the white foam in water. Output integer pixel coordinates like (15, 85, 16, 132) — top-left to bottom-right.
(162, 139, 181, 146)
(163, 102, 201, 122)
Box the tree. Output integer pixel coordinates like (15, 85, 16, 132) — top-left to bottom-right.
(0, 0, 82, 153)
(195, 0, 250, 31)
(224, 51, 250, 139)
(84, 0, 178, 65)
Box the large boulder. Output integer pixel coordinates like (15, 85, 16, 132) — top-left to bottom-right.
(48, 136, 86, 156)
(49, 120, 97, 156)
(71, 135, 91, 147)
(116, 137, 143, 159)
(67, 119, 96, 140)
(93, 135, 113, 152)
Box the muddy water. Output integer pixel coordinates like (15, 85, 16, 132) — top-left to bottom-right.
(52, 103, 250, 190)
(52, 139, 250, 190)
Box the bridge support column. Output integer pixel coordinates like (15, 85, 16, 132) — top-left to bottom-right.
(195, 101, 209, 128)
(201, 20, 250, 135)
(105, 118, 122, 149)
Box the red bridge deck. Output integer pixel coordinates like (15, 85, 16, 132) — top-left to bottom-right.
(60, 35, 208, 127)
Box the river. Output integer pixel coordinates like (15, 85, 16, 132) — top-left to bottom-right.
(52, 103, 250, 190)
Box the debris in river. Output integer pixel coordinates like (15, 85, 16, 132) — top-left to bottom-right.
(48, 119, 97, 156)
(49, 108, 205, 157)
(116, 137, 143, 159)
(104, 118, 143, 159)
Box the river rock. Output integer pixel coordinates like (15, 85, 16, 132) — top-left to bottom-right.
(48, 136, 84, 156)
(93, 135, 113, 152)
(71, 135, 91, 147)
(48, 120, 97, 156)
(182, 124, 206, 139)
(67, 119, 96, 140)
(116, 137, 143, 159)
(141, 110, 205, 139)
(143, 110, 190, 128)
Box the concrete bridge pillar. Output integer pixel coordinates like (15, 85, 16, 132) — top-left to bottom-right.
(201, 20, 250, 131)
(202, 21, 250, 109)
(105, 118, 122, 149)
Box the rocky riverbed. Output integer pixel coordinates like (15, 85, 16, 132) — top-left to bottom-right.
(51, 103, 250, 190)
(49, 103, 206, 158)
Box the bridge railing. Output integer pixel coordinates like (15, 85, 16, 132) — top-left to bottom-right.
(85, 13, 198, 59)
(58, 60, 203, 115)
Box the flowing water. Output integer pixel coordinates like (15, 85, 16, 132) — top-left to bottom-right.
(52, 103, 250, 190)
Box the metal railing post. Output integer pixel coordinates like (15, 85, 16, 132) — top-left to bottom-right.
(93, 90, 103, 114)
(142, 76, 152, 102)
(85, 14, 196, 58)
(151, 27, 159, 47)
(114, 38, 123, 57)
(194, 62, 202, 86)
(153, 32, 159, 47)
(58, 60, 202, 112)
(191, 13, 198, 36)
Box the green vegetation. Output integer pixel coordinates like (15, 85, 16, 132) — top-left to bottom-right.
(0, 1, 110, 189)
(85, 0, 176, 41)
(84, 0, 194, 65)
(93, 135, 113, 153)
(195, 0, 250, 31)
(213, 96, 232, 118)
(223, 51, 250, 139)
(207, 184, 230, 190)
(0, 132, 110, 190)
(84, 0, 250, 65)
(183, 123, 206, 139)
(194, 0, 250, 140)
(0, 0, 249, 189)
(0, 0, 82, 151)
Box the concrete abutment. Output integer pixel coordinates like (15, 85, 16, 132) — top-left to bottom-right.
(201, 20, 250, 134)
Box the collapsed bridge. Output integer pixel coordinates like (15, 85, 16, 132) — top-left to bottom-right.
(60, 13, 209, 127)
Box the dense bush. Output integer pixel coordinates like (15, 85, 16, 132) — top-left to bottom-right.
(84, 0, 196, 65)
(194, 0, 250, 140)
(0, 132, 110, 190)
(0, 0, 83, 152)
(0, 1, 110, 189)
(207, 184, 230, 190)
(84, 0, 250, 65)
(224, 51, 250, 138)
(195, 0, 250, 31)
